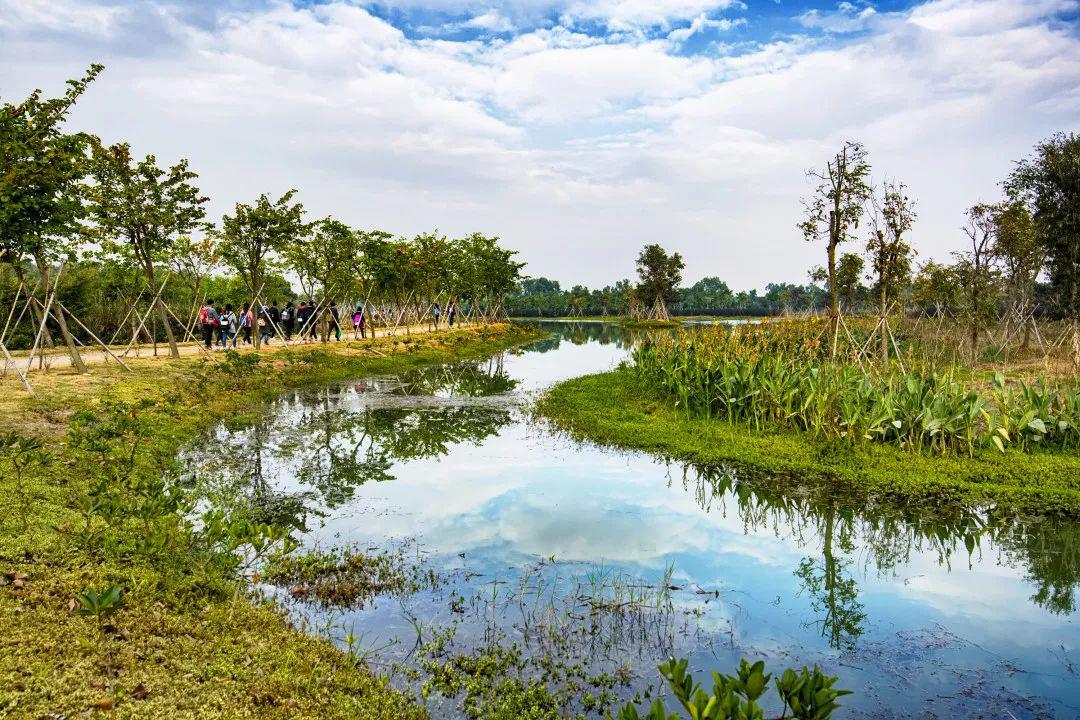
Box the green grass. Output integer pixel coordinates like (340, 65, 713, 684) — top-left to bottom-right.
(0, 323, 542, 719)
(537, 368, 1080, 517)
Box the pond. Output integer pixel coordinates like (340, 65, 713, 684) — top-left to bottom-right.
(189, 320, 1080, 718)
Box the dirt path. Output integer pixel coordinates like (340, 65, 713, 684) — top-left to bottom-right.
(2, 321, 476, 374)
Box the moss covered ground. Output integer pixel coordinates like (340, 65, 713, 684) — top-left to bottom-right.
(0, 323, 541, 719)
(537, 367, 1080, 518)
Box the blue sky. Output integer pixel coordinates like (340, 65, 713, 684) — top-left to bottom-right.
(1, 0, 1078, 288)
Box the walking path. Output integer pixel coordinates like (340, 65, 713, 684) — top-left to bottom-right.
(1, 321, 475, 374)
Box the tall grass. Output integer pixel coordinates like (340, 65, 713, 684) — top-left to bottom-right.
(633, 320, 1080, 456)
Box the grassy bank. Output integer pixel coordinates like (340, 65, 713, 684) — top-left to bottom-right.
(0, 323, 542, 719)
(538, 368, 1080, 517)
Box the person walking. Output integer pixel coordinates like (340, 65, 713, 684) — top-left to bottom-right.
(258, 306, 271, 345)
(200, 299, 220, 349)
(239, 303, 253, 345)
(269, 302, 281, 340)
(296, 301, 311, 342)
(433, 303, 441, 329)
(448, 301, 456, 328)
(352, 303, 366, 340)
(306, 300, 320, 341)
(328, 302, 341, 341)
(281, 301, 295, 341)
(218, 304, 237, 349)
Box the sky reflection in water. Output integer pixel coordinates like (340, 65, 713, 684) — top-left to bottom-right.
(192, 321, 1080, 718)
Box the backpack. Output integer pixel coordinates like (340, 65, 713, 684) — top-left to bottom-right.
(282, 308, 292, 321)
(200, 306, 209, 324)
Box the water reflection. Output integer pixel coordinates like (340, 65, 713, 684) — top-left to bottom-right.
(188, 321, 1080, 717)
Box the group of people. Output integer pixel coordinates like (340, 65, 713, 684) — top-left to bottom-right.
(197, 299, 458, 350)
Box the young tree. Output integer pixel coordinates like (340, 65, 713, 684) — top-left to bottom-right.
(911, 261, 960, 315)
(1007, 132, 1080, 364)
(633, 243, 684, 320)
(835, 252, 865, 313)
(956, 203, 1000, 360)
(0, 64, 103, 372)
(991, 200, 1042, 349)
(218, 190, 306, 348)
(86, 143, 208, 358)
(799, 141, 872, 355)
(866, 182, 917, 362)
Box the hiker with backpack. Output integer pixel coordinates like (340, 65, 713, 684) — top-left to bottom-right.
(328, 302, 342, 341)
(200, 300, 220, 349)
(258, 306, 271, 345)
(218, 304, 237, 349)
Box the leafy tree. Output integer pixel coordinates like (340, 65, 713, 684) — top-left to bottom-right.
(1007, 132, 1080, 363)
(866, 181, 916, 362)
(633, 243, 684, 319)
(834, 252, 865, 313)
(86, 143, 208, 358)
(911, 260, 961, 314)
(956, 203, 1000, 359)
(991, 200, 1042, 349)
(0, 64, 104, 372)
(799, 141, 872, 355)
(218, 190, 306, 348)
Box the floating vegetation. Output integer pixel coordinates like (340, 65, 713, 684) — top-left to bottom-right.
(262, 544, 443, 610)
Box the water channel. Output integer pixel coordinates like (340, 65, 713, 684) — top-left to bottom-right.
(189, 320, 1080, 718)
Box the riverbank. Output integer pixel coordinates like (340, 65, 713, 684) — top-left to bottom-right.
(0, 323, 542, 719)
(537, 368, 1080, 517)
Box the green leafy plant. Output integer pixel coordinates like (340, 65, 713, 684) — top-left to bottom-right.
(612, 657, 850, 720)
(0, 431, 53, 533)
(77, 584, 123, 671)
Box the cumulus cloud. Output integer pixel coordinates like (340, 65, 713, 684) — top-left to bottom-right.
(797, 1, 878, 33)
(0, 0, 1077, 287)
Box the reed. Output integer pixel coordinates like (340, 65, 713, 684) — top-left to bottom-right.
(633, 320, 1079, 456)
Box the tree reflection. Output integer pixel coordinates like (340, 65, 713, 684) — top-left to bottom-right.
(683, 463, 1080, 651)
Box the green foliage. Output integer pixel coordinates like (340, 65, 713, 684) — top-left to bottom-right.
(0, 431, 52, 532)
(0, 64, 102, 268)
(1008, 131, 1080, 321)
(612, 657, 849, 720)
(634, 244, 685, 315)
(633, 321, 1080, 456)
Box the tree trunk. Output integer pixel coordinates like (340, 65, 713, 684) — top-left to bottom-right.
(879, 283, 889, 366)
(827, 230, 839, 359)
(35, 255, 87, 373)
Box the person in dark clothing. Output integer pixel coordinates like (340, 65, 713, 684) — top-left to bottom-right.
(328, 302, 341, 341)
(306, 300, 320, 340)
(296, 301, 311, 342)
(448, 302, 456, 327)
(200, 300, 219, 349)
(281, 301, 295, 340)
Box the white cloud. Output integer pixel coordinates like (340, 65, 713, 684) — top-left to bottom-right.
(668, 12, 747, 43)
(0, 0, 1078, 288)
(797, 2, 878, 33)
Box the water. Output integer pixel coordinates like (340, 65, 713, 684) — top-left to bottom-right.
(190, 320, 1080, 718)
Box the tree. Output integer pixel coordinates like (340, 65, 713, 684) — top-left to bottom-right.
(0, 64, 104, 372)
(799, 141, 872, 356)
(86, 143, 208, 358)
(957, 203, 1000, 360)
(834, 253, 865, 313)
(866, 181, 916, 362)
(218, 190, 306, 348)
(633, 243, 684, 319)
(991, 200, 1042, 349)
(911, 260, 960, 315)
(282, 217, 356, 332)
(1007, 132, 1080, 364)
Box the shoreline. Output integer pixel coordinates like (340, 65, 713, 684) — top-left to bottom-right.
(0, 323, 543, 719)
(536, 368, 1080, 518)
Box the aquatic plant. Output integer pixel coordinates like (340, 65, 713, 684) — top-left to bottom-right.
(633, 322, 1079, 455)
(612, 657, 850, 720)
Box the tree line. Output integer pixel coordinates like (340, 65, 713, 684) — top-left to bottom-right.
(1, 66, 523, 359)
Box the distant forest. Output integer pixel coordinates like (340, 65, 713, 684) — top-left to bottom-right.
(505, 276, 829, 317)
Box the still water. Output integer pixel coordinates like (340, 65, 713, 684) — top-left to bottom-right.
(192, 321, 1080, 718)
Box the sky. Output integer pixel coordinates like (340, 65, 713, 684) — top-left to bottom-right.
(1, 0, 1078, 290)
